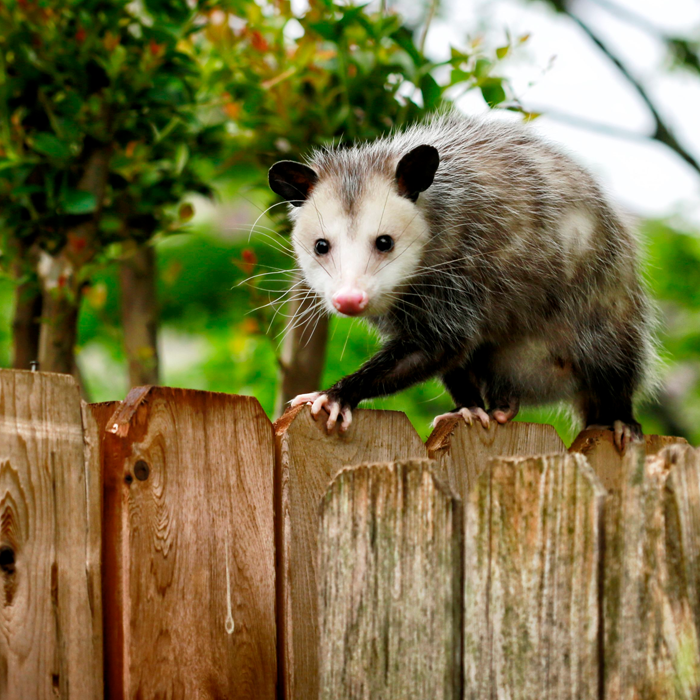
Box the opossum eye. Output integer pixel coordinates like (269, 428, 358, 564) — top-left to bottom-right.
(314, 239, 330, 255)
(375, 235, 394, 253)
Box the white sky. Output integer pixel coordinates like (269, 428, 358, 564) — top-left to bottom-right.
(420, 0, 700, 227)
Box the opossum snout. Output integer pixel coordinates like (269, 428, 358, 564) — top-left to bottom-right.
(332, 288, 369, 316)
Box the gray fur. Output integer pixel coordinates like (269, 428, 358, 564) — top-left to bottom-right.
(289, 111, 656, 427)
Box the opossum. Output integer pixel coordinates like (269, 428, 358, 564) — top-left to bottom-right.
(268, 111, 655, 449)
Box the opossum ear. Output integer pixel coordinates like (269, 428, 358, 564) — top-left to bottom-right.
(268, 161, 319, 207)
(395, 145, 439, 202)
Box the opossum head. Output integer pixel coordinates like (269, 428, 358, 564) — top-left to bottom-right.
(269, 145, 439, 317)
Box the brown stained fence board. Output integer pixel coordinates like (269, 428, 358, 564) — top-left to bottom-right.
(318, 460, 463, 700)
(90, 400, 123, 698)
(464, 453, 604, 700)
(0, 369, 103, 700)
(274, 404, 428, 700)
(569, 427, 688, 493)
(603, 445, 700, 699)
(91, 387, 276, 700)
(426, 417, 566, 500)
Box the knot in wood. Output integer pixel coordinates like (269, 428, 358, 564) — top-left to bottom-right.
(134, 460, 150, 481)
(0, 545, 15, 575)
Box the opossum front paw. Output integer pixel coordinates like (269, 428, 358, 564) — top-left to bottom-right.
(290, 392, 352, 433)
(433, 406, 490, 429)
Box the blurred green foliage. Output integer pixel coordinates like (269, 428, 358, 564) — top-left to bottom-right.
(0, 0, 213, 254)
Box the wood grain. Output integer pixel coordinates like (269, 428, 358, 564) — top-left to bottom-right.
(662, 445, 700, 698)
(0, 369, 103, 699)
(89, 400, 123, 698)
(426, 417, 566, 501)
(603, 444, 700, 699)
(274, 404, 428, 700)
(569, 428, 687, 493)
(318, 460, 463, 699)
(92, 387, 276, 699)
(464, 453, 605, 699)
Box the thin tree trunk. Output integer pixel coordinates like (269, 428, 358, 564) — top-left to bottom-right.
(12, 265, 42, 369)
(119, 241, 160, 386)
(275, 282, 329, 416)
(38, 282, 80, 374)
(37, 145, 111, 376)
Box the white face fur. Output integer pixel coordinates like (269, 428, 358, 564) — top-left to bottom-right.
(291, 176, 431, 317)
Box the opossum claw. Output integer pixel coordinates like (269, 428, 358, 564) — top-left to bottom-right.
(290, 391, 323, 408)
(433, 406, 490, 429)
(586, 420, 643, 452)
(613, 420, 643, 452)
(290, 392, 352, 433)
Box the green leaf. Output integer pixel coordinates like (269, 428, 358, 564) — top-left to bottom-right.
(307, 21, 339, 42)
(338, 3, 368, 29)
(450, 47, 471, 62)
(31, 133, 72, 160)
(12, 185, 44, 196)
(420, 73, 441, 110)
(496, 45, 509, 60)
(63, 189, 97, 215)
(174, 143, 189, 175)
(480, 78, 506, 107)
(450, 68, 473, 87)
(391, 27, 425, 67)
(474, 58, 491, 78)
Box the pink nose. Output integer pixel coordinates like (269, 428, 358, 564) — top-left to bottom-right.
(332, 288, 369, 316)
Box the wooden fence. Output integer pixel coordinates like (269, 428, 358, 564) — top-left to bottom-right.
(0, 367, 698, 699)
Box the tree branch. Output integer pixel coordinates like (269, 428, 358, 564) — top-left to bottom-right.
(419, 0, 439, 54)
(565, 8, 700, 175)
(586, 0, 661, 38)
(506, 104, 649, 142)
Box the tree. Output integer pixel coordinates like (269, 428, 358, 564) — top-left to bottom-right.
(0, 0, 214, 380)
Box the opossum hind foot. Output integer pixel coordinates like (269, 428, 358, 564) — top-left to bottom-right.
(586, 419, 643, 452)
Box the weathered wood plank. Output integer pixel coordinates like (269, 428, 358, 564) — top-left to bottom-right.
(92, 387, 276, 699)
(274, 404, 428, 700)
(464, 453, 604, 699)
(0, 369, 103, 699)
(662, 445, 700, 697)
(318, 459, 463, 699)
(603, 444, 700, 699)
(569, 427, 687, 492)
(426, 417, 565, 500)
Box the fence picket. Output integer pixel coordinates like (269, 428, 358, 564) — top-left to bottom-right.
(463, 453, 604, 699)
(0, 369, 103, 699)
(318, 459, 463, 699)
(426, 418, 565, 500)
(569, 427, 687, 492)
(91, 386, 277, 699)
(601, 444, 700, 699)
(274, 404, 428, 700)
